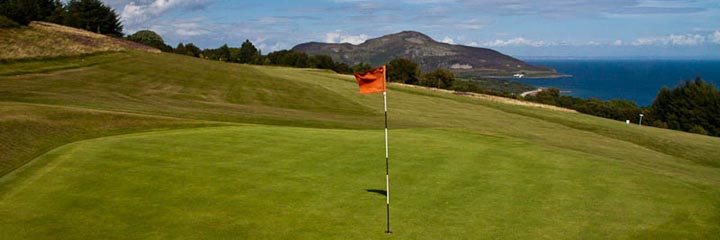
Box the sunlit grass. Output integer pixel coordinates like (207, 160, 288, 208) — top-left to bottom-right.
(1, 50, 719, 238)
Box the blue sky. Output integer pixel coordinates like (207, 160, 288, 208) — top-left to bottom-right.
(104, 0, 720, 59)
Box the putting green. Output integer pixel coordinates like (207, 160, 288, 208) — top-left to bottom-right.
(1, 126, 718, 239)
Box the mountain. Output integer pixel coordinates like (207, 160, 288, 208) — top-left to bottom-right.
(292, 31, 559, 78)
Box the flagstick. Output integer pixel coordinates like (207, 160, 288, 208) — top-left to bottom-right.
(384, 90, 392, 234)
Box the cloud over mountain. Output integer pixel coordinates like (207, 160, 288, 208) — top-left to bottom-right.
(120, 0, 212, 29)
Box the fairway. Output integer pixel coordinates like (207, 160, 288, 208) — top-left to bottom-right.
(1, 126, 718, 239)
(2, 47, 720, 239)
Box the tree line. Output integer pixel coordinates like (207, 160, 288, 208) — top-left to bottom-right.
(524, 77, 720, 136)
(121, 29, 510, 101)
(170, 40, 353, 73)
(1, 0, 122, 36)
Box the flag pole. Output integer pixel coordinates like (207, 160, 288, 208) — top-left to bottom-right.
(383, 69, 392, 234)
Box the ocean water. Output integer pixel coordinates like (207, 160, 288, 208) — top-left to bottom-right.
(517, 60, 720, 106)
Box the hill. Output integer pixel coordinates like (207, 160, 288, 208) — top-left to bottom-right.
(1, 25, 720, 239)
(293, 31, 560, 78)
(0, 21, 158, 60)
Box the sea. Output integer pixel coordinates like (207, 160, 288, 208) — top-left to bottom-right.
(516, 60, 720, 107)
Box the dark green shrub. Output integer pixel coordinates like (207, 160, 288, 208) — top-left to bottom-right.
(0, 15, 21, 28)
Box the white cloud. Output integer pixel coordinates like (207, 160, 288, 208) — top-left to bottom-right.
(669, 34, 705, 45)
(325, 32, 341, 43)
(441, 36, 455, 44)
(456, 19, 486, 30)
(173, 22, 209, 36)
(466, 41, 479, 47)
(711, 30, 720, 44)
(255, 41, 280, 53)
(613, 40, 623, 46)
(404, 0, 454, 3)
(633, 33, 706, 46)
(175, 28, 208, 36)
(324, 31, 368, 44)
(121, 0, 212, 28)
(481, 37, 550, 47)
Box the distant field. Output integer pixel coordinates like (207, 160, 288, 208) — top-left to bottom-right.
(2, 50, 720, 239)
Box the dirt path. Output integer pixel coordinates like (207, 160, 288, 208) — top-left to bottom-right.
(521, 88, 543, 97)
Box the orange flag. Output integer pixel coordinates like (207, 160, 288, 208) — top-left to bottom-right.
(354, 65, 386, 94)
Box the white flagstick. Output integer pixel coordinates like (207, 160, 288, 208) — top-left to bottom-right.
(384, 90, 391, 234)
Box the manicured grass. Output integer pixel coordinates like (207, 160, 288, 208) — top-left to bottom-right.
(1, 126, 718, 239)
(0, 53, 129, 76)
(0, 102, 223, 176)
(2, 50, 720, 238)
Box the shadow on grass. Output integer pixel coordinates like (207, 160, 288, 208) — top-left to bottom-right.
(366, 189, 387, 196)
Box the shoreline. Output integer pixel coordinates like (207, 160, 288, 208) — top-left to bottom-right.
(485, 73, 573, 79)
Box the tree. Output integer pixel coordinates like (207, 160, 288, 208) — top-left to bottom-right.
(333, 62, 352, 74)
(127, 30, 168, 51)
(650, 77, 720, 136)
(267, 50, 310, 68)
(0, 0, 60, 25)
(387, 58, 420, 84)
(420, 69, 455, 89)
(203, 44, 231, 61)
(238, 39, 260, 64)
(63, 0, 122, 36)
(174, 43, 187, 55)
(217, 44, 231, 61)
(184, 43, 202, 57)
(352, 62, 373, 73)
(310, 55, 335, 70)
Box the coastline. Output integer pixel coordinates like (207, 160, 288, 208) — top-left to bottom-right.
(485, 73, 573, 79)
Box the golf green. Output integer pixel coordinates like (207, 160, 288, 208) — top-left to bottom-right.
(1, 126, 716, 239)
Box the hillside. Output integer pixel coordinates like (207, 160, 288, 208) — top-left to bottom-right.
(293, 31, 560, 78)
(0, 21, 158, 60)
(1, 25, 720, 239)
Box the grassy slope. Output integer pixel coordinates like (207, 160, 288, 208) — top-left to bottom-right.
(0, 21, 157, 60)
(1, 51, 720, 238)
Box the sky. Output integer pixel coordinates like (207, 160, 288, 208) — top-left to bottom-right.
(103, 0, 720, 59)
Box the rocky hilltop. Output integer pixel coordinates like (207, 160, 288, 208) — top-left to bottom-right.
(293, 31, 559, 78)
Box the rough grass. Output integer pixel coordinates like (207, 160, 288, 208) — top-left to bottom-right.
(1, 50, 720, 238)
(0, 22, 158, 60)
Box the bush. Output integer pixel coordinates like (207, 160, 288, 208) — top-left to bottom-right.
(352, 62, 373, 73)
(127, 30, 170, 51)
(689, 125, 708, 135)
(421, 69, 455, 88)
(0, 0, 59, 25)
(387, 58, 420, 84)
(0, 15, 20, 28)
(651, 120, 668, 129)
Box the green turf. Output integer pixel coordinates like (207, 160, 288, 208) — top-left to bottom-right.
(1, 126, 718, 239)
(2, 50, 720, 238)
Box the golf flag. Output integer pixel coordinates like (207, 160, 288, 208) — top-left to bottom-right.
(355, 64, 392, 234)
(354, 65, 386, 94)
